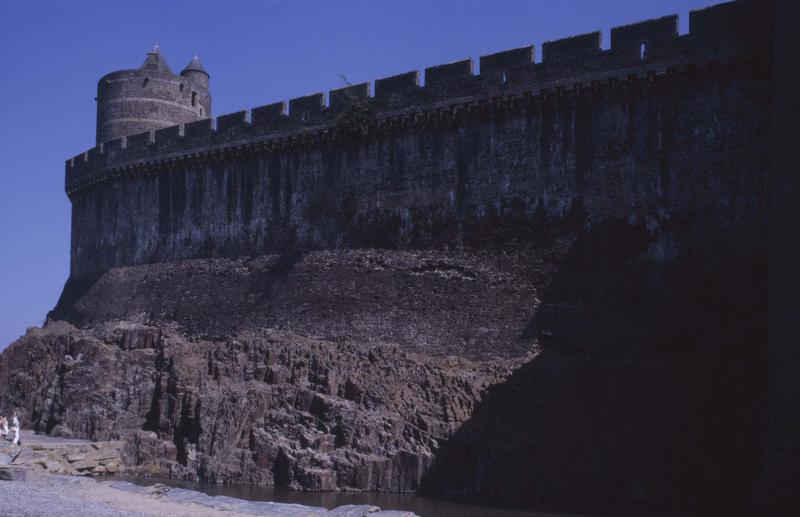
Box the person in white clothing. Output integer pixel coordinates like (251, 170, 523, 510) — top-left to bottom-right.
(10, 411, 20, 445)
(0, 416, 7, 439)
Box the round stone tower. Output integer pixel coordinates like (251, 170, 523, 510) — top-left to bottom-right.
(95, 44, 212, 144)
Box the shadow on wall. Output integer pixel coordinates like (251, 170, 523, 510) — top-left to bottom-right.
(421, 217, 768, 515)
(48, 270, 105, 324)
(47, 247, 307, 336)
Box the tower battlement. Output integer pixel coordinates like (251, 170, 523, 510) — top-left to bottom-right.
(68, 1, 762, 195)
(94, 45, 212, 144)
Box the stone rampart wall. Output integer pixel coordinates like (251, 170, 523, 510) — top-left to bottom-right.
(64, 1, 772, 275)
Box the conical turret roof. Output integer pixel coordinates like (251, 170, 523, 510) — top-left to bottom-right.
(140, 43, 174, 74)
(181, 55, 209, 77)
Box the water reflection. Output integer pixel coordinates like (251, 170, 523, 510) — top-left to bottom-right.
(115, 476, 595, 517)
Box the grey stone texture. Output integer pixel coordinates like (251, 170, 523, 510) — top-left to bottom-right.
(95, 45, 211, 144)
(0, 432, 124, 477)
(67, 1, 770, 279)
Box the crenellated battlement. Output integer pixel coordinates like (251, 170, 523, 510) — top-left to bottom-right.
(62, 0, 775, 280)
(66, 0, 763, 197)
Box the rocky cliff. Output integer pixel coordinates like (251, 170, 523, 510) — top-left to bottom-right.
(0, 215, 770, 512)
(0, 320, 516, 491)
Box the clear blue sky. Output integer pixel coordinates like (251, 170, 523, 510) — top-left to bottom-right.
(0, 0, 719, 349)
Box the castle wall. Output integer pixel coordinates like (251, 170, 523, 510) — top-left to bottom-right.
(66, 0, 772, 277)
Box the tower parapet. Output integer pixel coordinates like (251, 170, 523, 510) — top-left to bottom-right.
(95, 45, 212, 144)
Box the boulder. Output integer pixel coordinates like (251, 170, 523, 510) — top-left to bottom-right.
(92, 450, 120, 462)
(328, 505, 382, 517)
(0, 467, 26, 481)
(50, 425, 74, 438)
(11, 450, 47, 466)
(70, 459, 99, 471)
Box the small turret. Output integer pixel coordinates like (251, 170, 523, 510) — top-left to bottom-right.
(140, 43, 174, 74)
(179, 54, 212, 119)
(94, 45, 212, 144)
(181, 55, 209, 90)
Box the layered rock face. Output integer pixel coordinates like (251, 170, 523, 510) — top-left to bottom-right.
(4, 245, 548, 490)
(0, 320, 517, 491)
(0, 215, 770, 512)
(0, 435, 124, 478)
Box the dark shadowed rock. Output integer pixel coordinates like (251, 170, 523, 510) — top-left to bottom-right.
(50, 425, 74, 438)
(0, 214, 772, 513)
(0, 318, 516, 491)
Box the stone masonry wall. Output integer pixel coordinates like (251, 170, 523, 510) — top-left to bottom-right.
(65, 1, 772, 276)
(96, 69, 211, 144)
